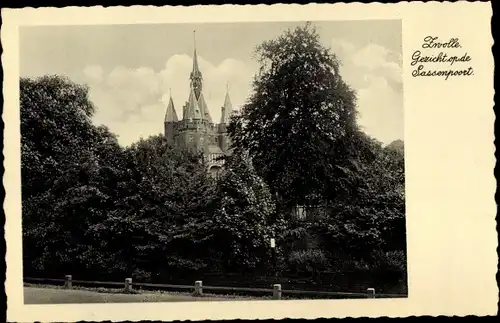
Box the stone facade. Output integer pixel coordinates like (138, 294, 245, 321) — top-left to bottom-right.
(164, 32, 233, 176)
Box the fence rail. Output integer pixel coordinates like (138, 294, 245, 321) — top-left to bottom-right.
(24, 276, 407, 300)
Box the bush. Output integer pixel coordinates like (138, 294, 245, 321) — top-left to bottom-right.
(288, 249, 328, 273)
(319, 249, 406, 274)
(370, 250, 407, 272)
(132, 269, 152, 282)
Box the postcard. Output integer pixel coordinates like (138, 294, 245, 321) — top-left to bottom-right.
(2, 2, 496, 322)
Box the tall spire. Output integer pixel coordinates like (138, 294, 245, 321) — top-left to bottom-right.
(164, 91, 178, 122)
(190, 30, 203, 99)
(192, 30, 200, 75)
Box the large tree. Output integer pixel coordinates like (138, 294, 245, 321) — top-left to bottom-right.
(20, 75, 100, 199)
(228, 23, 359, 207)
(228, 24, 406, 273)
(20, 75, 123, 276)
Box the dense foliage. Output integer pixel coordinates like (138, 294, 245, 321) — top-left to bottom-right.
(208, 152, 277, 273)
(21, 23, 406, 288)
(228, 23, 406, 273)
(228, 22, 359, 207)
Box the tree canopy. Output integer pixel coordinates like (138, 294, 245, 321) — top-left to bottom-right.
(228, 23, 406, 268)
(229, 23, 359, 206)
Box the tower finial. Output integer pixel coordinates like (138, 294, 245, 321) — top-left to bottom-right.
(169, 87, 172, 97)
(193, 30, 198, 61)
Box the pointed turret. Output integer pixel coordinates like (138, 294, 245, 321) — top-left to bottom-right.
(197, 92, 212, 123)
(220, 84, 233, 124)
(164, 89, 178, 144)
(185, 86, 202, 120)
(164, 91, 178, 122)
(190, 30, 203, 99)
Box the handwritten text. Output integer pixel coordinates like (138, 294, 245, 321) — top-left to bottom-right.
(411, 36, 474, 80)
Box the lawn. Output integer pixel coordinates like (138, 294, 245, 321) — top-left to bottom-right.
(24, 286, 253, 304)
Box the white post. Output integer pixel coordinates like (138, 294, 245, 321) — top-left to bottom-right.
(270, 238, 277, 276)
(273, 284, 282, 300)
(125, 278, 133, 292)
(194, 280, 203, 296)
(64, 275, 72, 289)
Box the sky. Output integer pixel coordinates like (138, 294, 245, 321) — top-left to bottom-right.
(20, 20, 403, 146)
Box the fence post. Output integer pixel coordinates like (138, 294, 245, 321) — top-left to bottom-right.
(125, 278, 133, 293)
(273, 284, 282, 300)
(194, 280, 203, 296)
(64, 275, 72, 289)
(366, 288, 375, 298)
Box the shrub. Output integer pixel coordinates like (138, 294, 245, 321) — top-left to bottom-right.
(288, 249, 328, 273)
(365, 250, 407, 272)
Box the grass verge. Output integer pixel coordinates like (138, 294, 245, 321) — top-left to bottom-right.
(23, 282, 265, 300)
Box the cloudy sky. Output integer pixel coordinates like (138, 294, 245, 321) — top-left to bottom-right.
(20, 20, 402, 146)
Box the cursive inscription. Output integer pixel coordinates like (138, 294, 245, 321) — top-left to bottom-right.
(421, 36, 461, 49)
(411, 36, 474, 80)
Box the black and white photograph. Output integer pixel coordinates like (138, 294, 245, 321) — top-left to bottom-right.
(18, 19, 407, 304)
(3, 2, 497, 322)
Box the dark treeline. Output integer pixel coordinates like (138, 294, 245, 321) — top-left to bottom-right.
(21, 23, 406, 292)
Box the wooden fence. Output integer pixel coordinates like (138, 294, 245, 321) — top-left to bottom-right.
(24, 276, 407, 300)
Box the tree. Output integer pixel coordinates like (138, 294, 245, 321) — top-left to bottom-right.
(20, 75, 98, 199)
(228, 22, 359, 207)
(207, 152, 278, 273)
(20, 75, 123, 277)
(315, 136, 406, 263)
(227, 23, 406, 275)
(20, 75, 220, 280)
(89, 135, 218, 280)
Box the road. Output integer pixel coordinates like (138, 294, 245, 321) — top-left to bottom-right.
(24, 287, 245, 304)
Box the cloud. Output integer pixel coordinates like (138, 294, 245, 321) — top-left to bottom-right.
(80, 55, 255, 146)
(80, 40, 402, 147)
(356, 76, 403, 145)
(351, 43, 391, 69)
(330, 38, 403, 144)
(83, 65, 104, 83)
